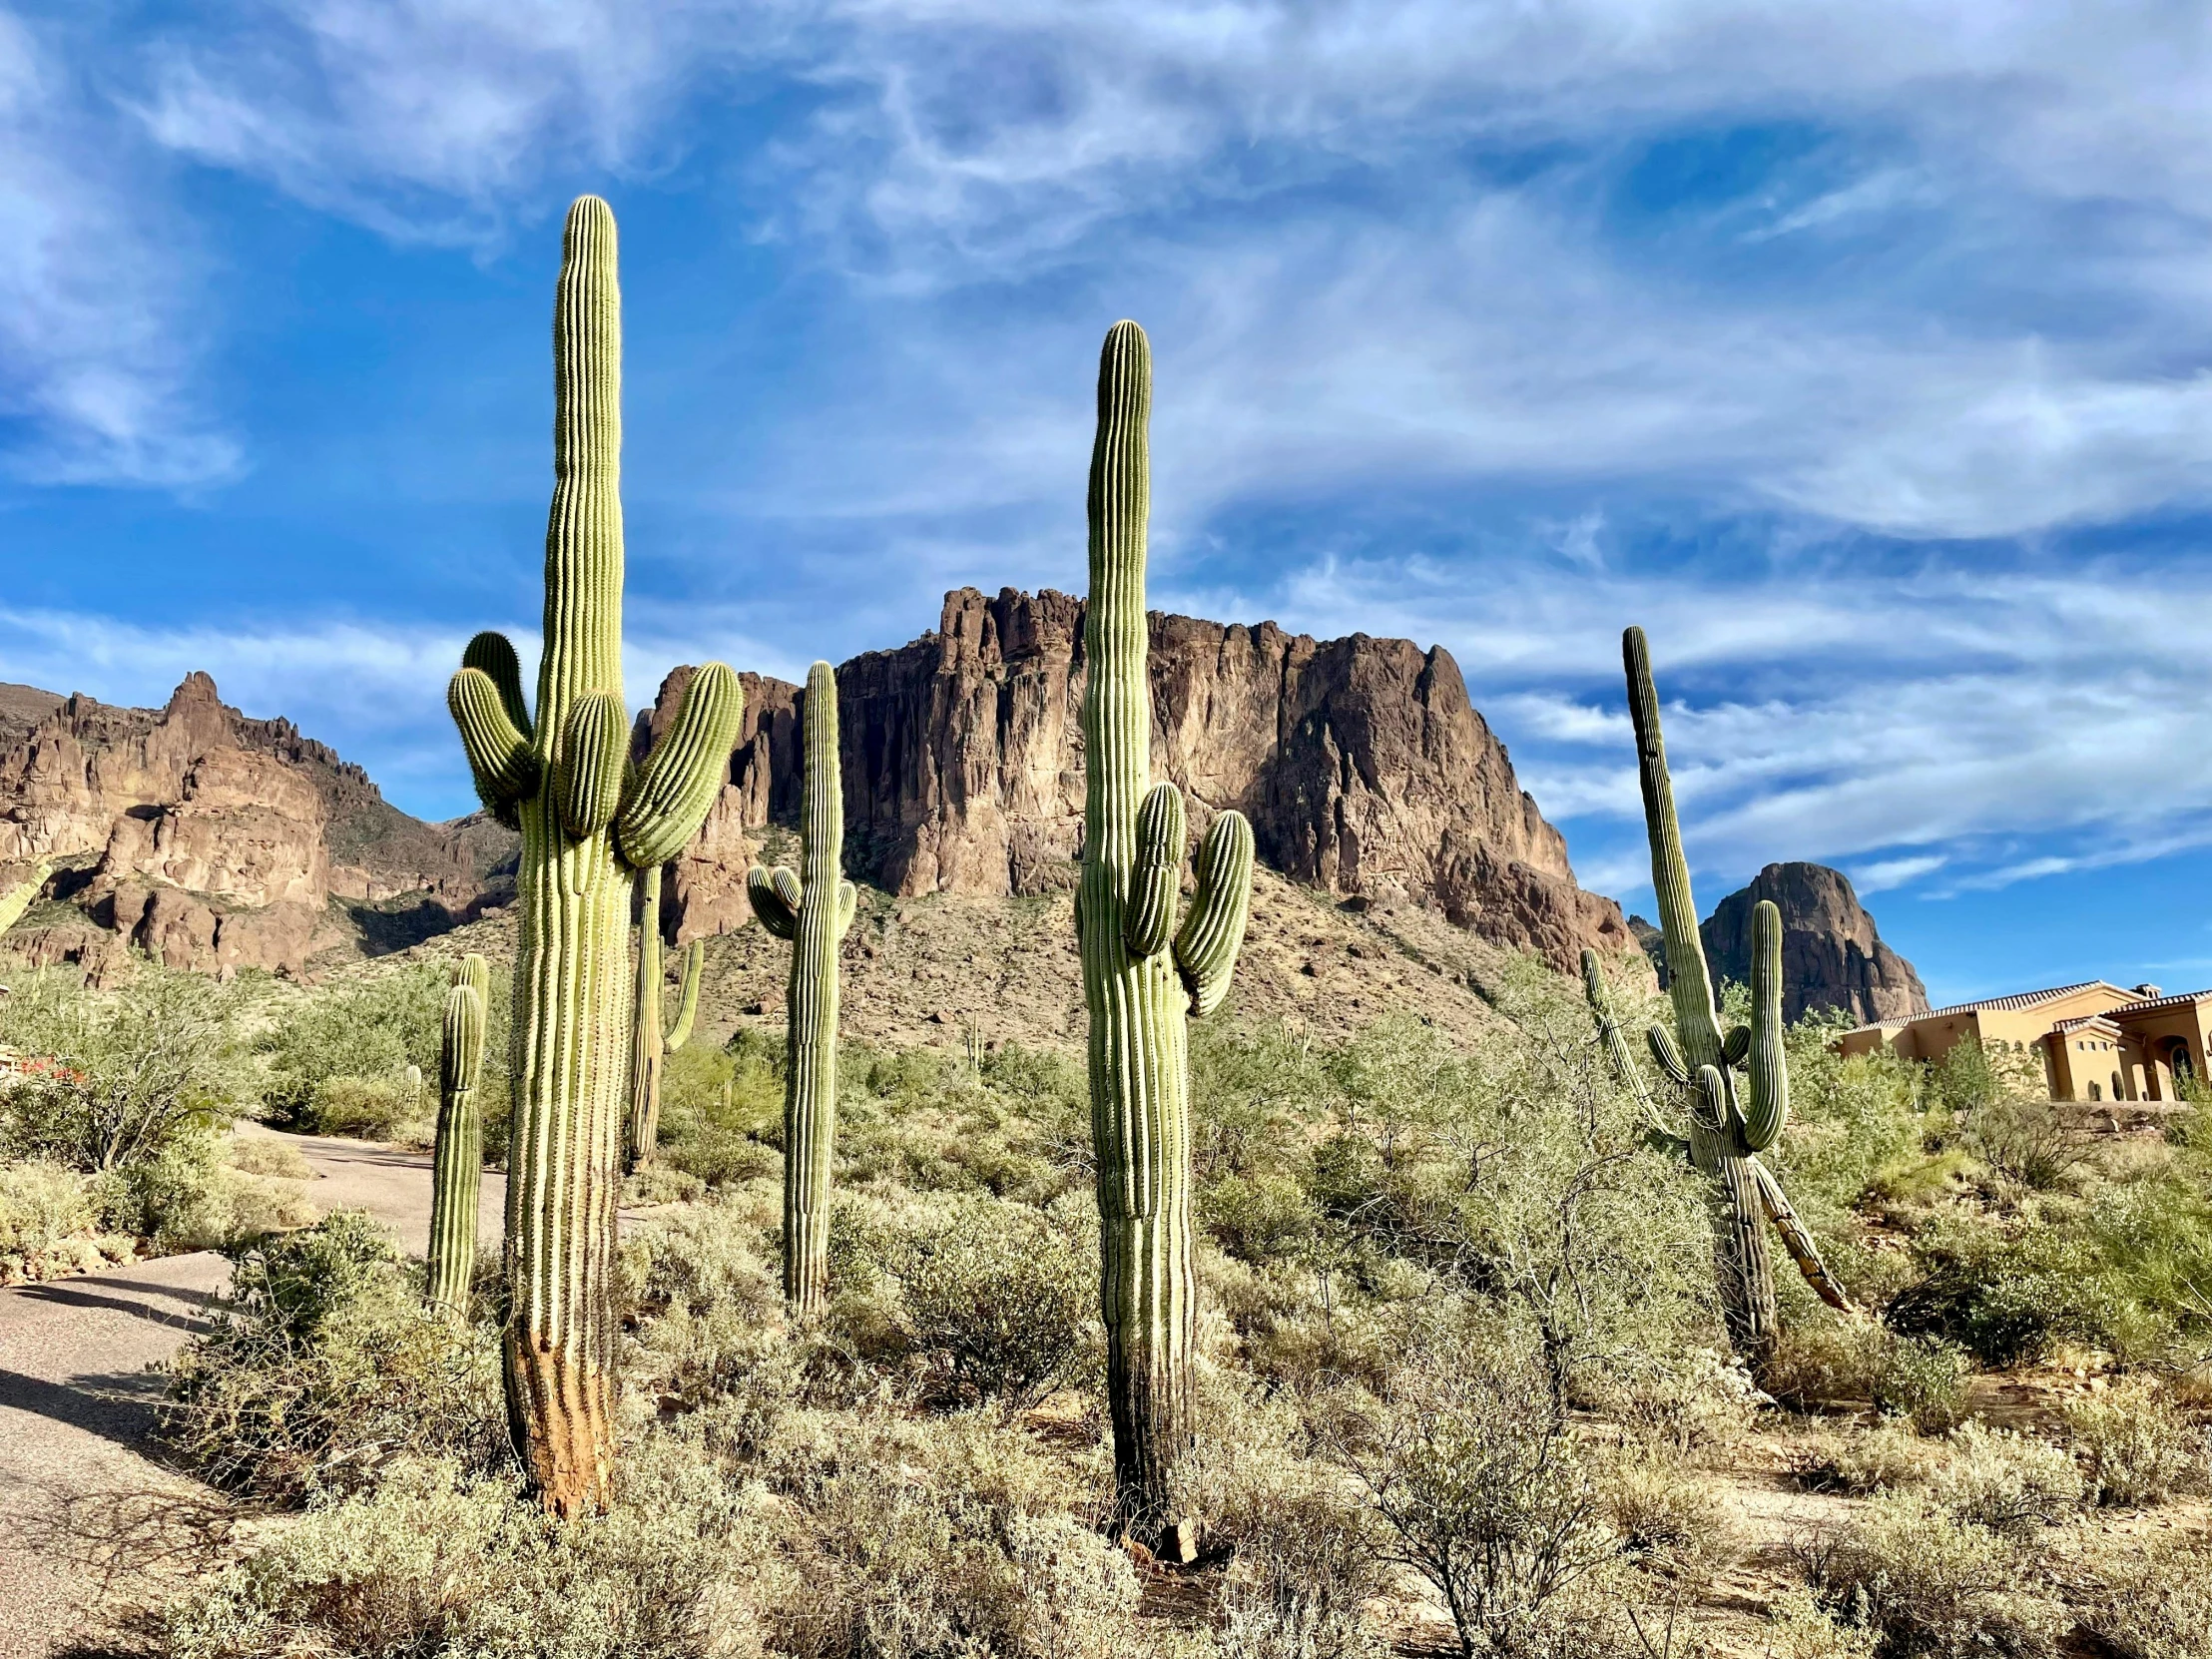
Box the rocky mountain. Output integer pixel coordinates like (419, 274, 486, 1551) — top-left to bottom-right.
(1, 588, 1635, 984)
(661, 587, 1631, 974)
(0, 674, 512, 979)
(1700, 861, 1928, 1024)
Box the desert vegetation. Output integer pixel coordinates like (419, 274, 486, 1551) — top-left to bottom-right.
(1, 195, 2206, 1659)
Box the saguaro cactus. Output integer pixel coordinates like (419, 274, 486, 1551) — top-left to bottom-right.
(1601, 627, 1853, 1362)
(426, 954, 490, 1317)
(1079, 321, 1257, 1552)
(446, 196, 742, 1515)
(747, 660, 854, 1314)
(625, 863, 704, 1170)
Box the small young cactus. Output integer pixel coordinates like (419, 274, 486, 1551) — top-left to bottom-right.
(447, 197, 742, 1516)
(624, 862, 704, 1171)
(747, 661, 855, 1314)
(425, 954, 489, 1317)
(1597, 628, 1854, 1362)
(1079, 321, 1256, 1552)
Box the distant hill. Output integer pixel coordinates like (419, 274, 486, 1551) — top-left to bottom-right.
(0, 673, 513, 979)
(1631, 861, 1929, 1024)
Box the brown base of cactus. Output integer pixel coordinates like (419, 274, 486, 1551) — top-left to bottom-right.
(504, 1336, 614, 1518)
(1102, 1216, 1197, 1550)
(785, 1206, 829, 1316)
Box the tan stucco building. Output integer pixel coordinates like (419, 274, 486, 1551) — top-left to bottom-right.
(1839, 980, 2211, 1103)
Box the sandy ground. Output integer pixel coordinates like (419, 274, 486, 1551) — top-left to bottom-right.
(0, 1131, 503, 1659)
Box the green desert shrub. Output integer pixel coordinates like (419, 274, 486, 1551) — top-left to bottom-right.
(164, 1212, 504, 1503)
(1182, 1379, 1383, 1659)
(299, 1075, 414, 1140)
(92, 1128, 316, 1252)
(2082, 1534, 2212, 1659)
(0, 963, 238, 1170)
(1963, 1099, 2087, 1192)
(759, 1409, 1137, 1659)
(156, 1442, 756, 1659)
(1923, 1422, 2082, 1541)
(654, 1033, 782, 1188)
(2063, 1377, 2210, 1506)
(1338, 1333, 1623, 1659)
(1797, 1418, 1945, 1496)
(1871, 1334, 1972, 1432)
(887, 1197, 1094, 1409)
(1805, 1492, 2067, 1659)
(1888, 1220, 2113, 1369)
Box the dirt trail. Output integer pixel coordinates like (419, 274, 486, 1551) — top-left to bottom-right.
(0, 1132, 503, 1658)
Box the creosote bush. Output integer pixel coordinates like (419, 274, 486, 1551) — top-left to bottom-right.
(2062, 1376, 2210, 1506)
(164, 1211, 505, 1503)
(1805, 1491, 2068, 1659)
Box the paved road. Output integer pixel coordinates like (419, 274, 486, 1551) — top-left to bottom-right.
(0, 1131, 503, 1658)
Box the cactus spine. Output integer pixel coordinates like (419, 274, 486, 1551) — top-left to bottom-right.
(426, 954, 489, 1317)
(625, 863, 704, 1170)
(446, 197, 742, 1515)
(1079, 321, 1257, 1550)
(1609, 628, 1853, 1363)
(747, 661, 854, 1314)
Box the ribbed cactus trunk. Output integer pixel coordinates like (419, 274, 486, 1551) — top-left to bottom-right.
(1079, 322, 1256, 1553)
(625, 863, 702, 1171)
(1624, 626, 1775, 1358)
(426, 954, 489, 1317)
(447, 197, 741, 1516)
(747, 662, 854, 1315)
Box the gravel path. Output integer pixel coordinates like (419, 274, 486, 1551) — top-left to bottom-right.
(0, 1131, 503, 1658)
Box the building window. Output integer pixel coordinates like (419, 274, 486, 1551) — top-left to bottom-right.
(2113, 1071, 2125, 1100)
(2090, 1082, 2103, 1101)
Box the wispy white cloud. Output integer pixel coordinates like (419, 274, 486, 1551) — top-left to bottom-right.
(0, 14, 237, 486)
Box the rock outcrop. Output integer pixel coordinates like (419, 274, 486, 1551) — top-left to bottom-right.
(1700, 861, 1928, 1024)
(0, 675, 513, 977)
(665, 588, 1630, 972)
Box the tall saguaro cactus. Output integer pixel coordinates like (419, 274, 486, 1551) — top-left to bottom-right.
(747, 661, 855, 1314)
(625, 863, 704, 1171)
(426, 954, 490, 1317)
(1604, 627, 1853, 1362)
(1080, 321, 1257, 1552)
(446, 197, 742, 1516)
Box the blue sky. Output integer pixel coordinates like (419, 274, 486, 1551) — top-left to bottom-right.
(4, 1, 2212, 1006)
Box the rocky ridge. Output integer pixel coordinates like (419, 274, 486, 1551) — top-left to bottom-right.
(665, 587, 1630, 974)
(1701, 861, 1929, 1024)
(0, 675, 512, 978)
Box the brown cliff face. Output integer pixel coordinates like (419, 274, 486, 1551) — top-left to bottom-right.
(664, 588, 1628, 972)
(1701, 861, 1929, 1024)
(0, 675, 513, 977)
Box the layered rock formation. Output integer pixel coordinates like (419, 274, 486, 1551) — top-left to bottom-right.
(0, 675, 512, 977)
(1700, 861, 1929, 1024)
(665, 588, 1630, 972)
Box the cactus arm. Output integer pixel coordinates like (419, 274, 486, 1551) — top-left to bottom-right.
(450, 668, 538, 809)
(463, 631, 535, 741)
(1172, 810, 1254, 1018)
(624, 864, 665, 1172)
(555, 693, 629, 838)
(665, 938, 703, 1051)
(1748, 1156, 1856, 1314)
(1647, 1023, 1690, 1087)
(1622, 627, 1725, 1070)
(1723, 1025, 1751, 1067)
(1124, 783, 1185, 959)
(747, 866, 800, 938)
(1741, 899, 1790, 1152)
(616, 661, 743, 868)
(835, 880, 856, 936)
(1581, 948, 1685, 1150)
(426, 955, 489, 1318)
(781, 660, 847, 1313)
